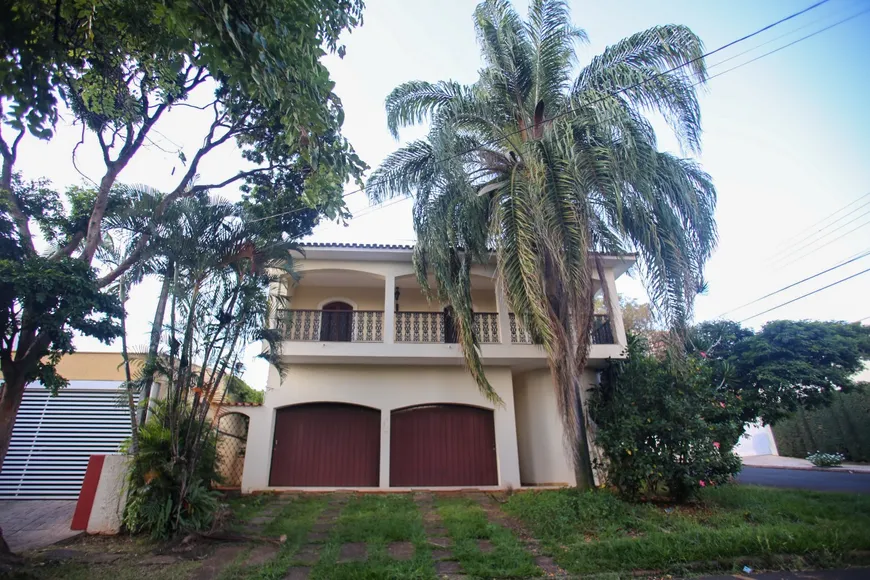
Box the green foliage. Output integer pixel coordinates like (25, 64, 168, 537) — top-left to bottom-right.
(806, 451, 845, 467)
(772, 388, 870, 462)
(225, 375, 264, 405)
(123, 401, 221, 539)
(593, 335, 743, 501)
(0, 254, 121, 391)
(691, 319, 870, 424)
(367, 0, 717, 484)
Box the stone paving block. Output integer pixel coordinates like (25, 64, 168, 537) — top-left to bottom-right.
(387, 541, 414, 561)
(311, 522, 333, 533)
(306, 531, 329, 543)
(435, 560, 463, 574)
(283, 566, 310, 579)
(477, 539, 494, 553)
(428, 537, 451, 548)
(293, 544, 321, 566)
(244, 544, 279, 567)
(431, 549, 453, 561)
(249, 516, 273, 525)
(424, 526, 448, 536)
(189, 545, 245, 580)
(338, 542, 368, 563)
(423, 511, 442, 523)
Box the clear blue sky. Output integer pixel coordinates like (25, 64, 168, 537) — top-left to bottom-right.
(21, 0, 869, 386)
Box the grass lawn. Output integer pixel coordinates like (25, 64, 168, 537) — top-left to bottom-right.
(503, 485, 870, 577)
(436, 496, 538, 578)
(9, 486, 870, 580)
(308, 494, 433, 580)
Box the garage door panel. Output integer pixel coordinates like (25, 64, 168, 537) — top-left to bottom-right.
(269, 403, 380, 487)
(390, 404, 498, 487)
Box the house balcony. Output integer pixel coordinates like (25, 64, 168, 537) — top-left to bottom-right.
(274, 308, 623, 369)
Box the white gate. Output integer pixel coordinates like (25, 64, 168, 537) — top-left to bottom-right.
(0, 381, 135, 499)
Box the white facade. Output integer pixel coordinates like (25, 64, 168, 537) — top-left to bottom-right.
(238, 243, 635, 492)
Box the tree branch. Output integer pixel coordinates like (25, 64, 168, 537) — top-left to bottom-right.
(0, 125, 36, 256)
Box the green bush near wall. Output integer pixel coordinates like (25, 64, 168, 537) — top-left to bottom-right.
(773, 389, 870, 462)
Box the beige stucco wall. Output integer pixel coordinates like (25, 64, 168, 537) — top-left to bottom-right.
(513, 368, 600, 486)
(242, 364, 521, 491)
(289, 285, 497, 314)
(291, 286, 385, 310)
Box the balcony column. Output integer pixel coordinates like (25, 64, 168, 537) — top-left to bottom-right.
(495, 277, 512, 345)
(383, 274, 396, 344)
(602, 268, 627, 347)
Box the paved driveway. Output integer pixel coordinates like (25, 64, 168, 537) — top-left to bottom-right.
(737, 466, 870, 493)
(0, 500, 79, 552)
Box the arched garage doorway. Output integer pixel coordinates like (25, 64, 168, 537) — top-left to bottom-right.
(270, 403, 380, 487)
(390, 404, 498, 487)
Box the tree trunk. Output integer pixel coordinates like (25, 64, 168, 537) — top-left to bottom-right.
(0, 373, 27, 556)
(139, 270, 172, 426)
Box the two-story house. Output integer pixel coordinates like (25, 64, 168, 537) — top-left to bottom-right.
(239, 242, 635, 492)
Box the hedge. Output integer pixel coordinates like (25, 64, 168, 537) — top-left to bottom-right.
(772, 389, 870, 462)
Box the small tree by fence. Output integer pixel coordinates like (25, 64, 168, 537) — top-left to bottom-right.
(773, 389, 870, 462)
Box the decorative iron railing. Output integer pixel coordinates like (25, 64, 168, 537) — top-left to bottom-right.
(590, 314, 615, 344)
(394, 312, 500, 343)
(509, 313, 615, 344)
(278, 309, 383, 342)
(395, 311, 444, 343)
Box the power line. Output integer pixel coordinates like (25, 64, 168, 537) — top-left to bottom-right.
(248, 0, 833, 225)
(738, 266, 870, 323)
(855, 315, 870, 324)
(779, 216, 870, 269)
(773, 204, 870, 264)
(716, 249, 870, 318)
(771, 191, 870, 258)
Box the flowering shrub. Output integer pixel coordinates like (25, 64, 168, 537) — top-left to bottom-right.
(592, 335, 744, 502)
(807, 451, 845, 467)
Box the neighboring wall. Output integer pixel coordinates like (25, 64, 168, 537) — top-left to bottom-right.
(772, 388, 870, 462)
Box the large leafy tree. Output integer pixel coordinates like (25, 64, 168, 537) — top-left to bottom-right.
(691, 319, 870, 425)
(0, 0, 366, 505)
(367, 0, 717, 487)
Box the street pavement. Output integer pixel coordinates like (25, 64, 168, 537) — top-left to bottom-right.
(0, 500, 79, 552)
(737, 466, 870, 494)
(699, 569, 870, 579)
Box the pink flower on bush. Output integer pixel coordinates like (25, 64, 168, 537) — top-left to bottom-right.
(719, 401, 726, 408)
(713, 441, 721, 450)
(699, 480, 706, 487)
(699, 351, 707, 358)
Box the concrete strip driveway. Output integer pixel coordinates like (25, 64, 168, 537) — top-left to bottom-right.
(737, 466, 870, 493)
(0, 500, 79, 552)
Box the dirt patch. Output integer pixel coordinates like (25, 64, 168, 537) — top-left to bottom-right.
(435, 560, 463, 574)
(189, 544, 245, 580)
(244, 544, 279, 567)
(284, 565, 311, 579)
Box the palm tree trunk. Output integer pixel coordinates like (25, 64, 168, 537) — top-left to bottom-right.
(138, 269, 172, 426)
(119, 281, 140, 454)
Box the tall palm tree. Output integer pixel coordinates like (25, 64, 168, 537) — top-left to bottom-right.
(367, 0, 717, 488)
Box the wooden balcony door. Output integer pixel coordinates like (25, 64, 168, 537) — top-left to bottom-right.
(320, 301, 353, 342)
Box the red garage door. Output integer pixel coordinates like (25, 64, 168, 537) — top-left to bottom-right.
(270, 403, 380, 487)
(390, 404, 498, 486)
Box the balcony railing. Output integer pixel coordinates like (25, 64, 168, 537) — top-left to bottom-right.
(395, 312, 500, 344)
(277, 309, 615, 345)
(278, 309, 383, 342)
(509, 313, 615, 344)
